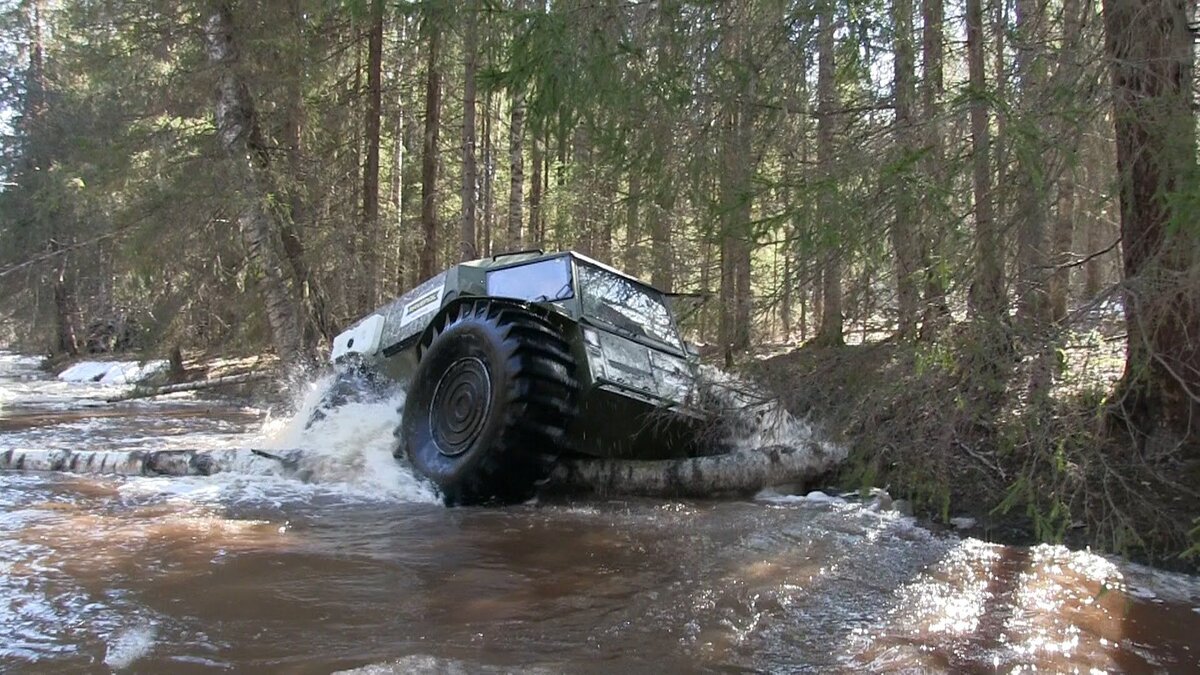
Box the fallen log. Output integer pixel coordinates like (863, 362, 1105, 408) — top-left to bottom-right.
(0, 448, 238, 476)
(105, 372, 271, 403)
(2, 441, 845, 498)
(547, 441, 846, 498)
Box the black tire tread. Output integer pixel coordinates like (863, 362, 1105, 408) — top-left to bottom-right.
(406, 300, 578, 505)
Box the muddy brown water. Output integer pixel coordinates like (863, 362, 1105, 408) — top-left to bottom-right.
(1, 352, 1198, 673)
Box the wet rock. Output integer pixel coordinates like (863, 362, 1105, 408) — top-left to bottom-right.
(949, 516, 976, 530)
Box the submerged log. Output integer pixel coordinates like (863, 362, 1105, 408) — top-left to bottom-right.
(105, 372, 270, 403)
(2, 442, 845, 498)
(0, 448, 233, 476)
(548, 441, 845, 498)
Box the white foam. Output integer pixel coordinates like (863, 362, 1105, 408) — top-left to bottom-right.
(103, 622, 157, 669)
(0, 351, 44, 369)
(697, 365, 842, 460)
(250, 375, 438, 502)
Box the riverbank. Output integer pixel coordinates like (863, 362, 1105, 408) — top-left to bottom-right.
(748, 330, 1200, 573)
(39, 350, 288, 407)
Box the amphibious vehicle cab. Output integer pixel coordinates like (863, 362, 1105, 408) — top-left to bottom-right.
(328, 250, 710, 504)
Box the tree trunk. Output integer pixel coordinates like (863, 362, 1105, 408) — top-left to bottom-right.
(1013, 0, 1050, 329)
(649, 0, 678, 293)
(3, 442, 847, 501)
(967, 0, 1004, 320)
(1084, 204, 1103, 299)
(917, 0, 949, 339)
(815, 1, 843, 346)
(390, 18, 407, 293)
(1104, 0, 1200, 442)
(362, 0, 384, 311)
(529, 130, 543, 248)
(460, 0, 479, 261)
(891, 0, 920, 339)
(548, 443, 846, 498)
(508, 86, 525, 252)
(418, 24, 442, 278)
(481, 91, 494, 257)
(204, 0, 308, 368)
(718, 7, 756, 354)
(624, 169, 642, 278)
(52, 245, 79, 357)
(281, 0, 332, 345)
(1048, 0, 1083, 323)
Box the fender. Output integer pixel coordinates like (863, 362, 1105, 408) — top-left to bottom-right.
(414, 296, 563, 357)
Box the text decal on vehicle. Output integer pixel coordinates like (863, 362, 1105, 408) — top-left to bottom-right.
(400, 287, 443, 325)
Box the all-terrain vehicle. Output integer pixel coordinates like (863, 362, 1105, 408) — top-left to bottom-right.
(327, 250, 712, 504)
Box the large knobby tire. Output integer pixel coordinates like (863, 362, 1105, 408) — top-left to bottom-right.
(399, 301, 578, 505)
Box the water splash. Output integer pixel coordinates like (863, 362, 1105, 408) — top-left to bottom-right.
(103, 621, 157, 670)
(697, 364, 834, 454)
(245, 369, 438, 503)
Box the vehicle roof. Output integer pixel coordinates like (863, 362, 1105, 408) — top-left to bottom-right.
(461, 249, 666, 293)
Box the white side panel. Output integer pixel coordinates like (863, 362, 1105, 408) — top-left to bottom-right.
(330, 314, 386, 363)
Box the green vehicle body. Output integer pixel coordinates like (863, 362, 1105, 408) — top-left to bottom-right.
(329, 250, 709, 465)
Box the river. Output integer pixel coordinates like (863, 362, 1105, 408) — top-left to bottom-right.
(1, 351, 1197, 673)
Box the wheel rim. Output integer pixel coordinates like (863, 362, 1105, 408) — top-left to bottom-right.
(429, 356, 492, 457)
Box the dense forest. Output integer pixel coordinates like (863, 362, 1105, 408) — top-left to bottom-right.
(1, 0, 1197, 563)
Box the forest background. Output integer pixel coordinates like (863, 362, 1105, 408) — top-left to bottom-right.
(1, 0, 1197, 567)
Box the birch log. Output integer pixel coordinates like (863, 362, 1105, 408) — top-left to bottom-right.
(0, 448, 233, 476)
(2, 442, 845, 498)
(105, 372, 271, 403)
(547, 441, 845, 498)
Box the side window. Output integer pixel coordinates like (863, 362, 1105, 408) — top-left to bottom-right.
(486, 257, 574, 303)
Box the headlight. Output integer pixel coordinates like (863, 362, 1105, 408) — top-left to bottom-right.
(583, 327, 600, 347)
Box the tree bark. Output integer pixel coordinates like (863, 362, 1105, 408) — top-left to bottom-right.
(815, 1, 843, 346)
(280, 0, 332, 345)
(649, 0, 679, 293)
(967, 0, 1004, 321)
(362, 0, 385, 311)
(2, 442, 847, 500)
(529, 130, 544, 248)
(1048, 0, 1084, 322)
(460, 0, 479, 261)
(718, 6, 756, 354)
(891, 0, 921, 339)
(204, 0, 308, 368)
(917, 0, 949, 339)
(624, 168, 642, 278)
(419, 24, 442, 278)
(548, 443, 846, 498)
(1104, 0, 1200, 441)
(52, 244, 79, 357)
(508, 86, 525, 252)
(1013, 0, 1050, 328)
(481, 91, 494, 257)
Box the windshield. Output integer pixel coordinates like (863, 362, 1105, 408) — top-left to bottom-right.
(486, 257, 574, 303)
(577, 262, 682, 350)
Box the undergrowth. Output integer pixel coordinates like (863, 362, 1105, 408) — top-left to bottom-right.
(747, 323, 1200, 572)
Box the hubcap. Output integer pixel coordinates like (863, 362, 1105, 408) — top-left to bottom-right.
(429, 357, 492, 457)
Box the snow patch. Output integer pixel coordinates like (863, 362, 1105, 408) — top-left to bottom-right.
(58, 360, 167, 385)
(754, 488, 846, 505)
